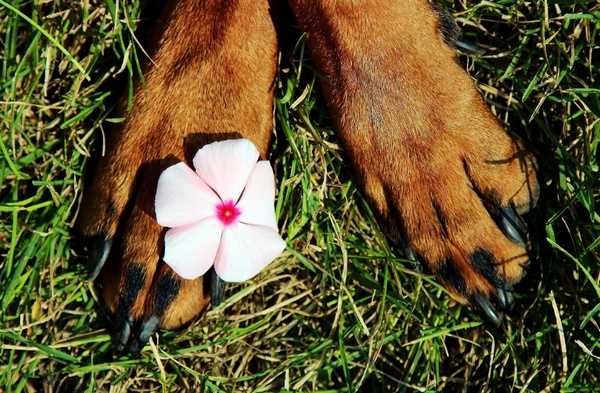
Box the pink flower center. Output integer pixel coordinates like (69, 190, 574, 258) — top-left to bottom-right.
(216, 200, 241, 226)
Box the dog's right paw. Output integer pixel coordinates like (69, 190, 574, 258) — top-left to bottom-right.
(78, 0, 278, 353)
(79, 145, 212, 354)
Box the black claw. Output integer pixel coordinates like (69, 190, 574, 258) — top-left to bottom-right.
(210, 268, 225, 308)
(129, 315, 160, 354)
(404, 247, 424, 273)
(500, 206, 527, 247)
(472, 293, 503, 327)
(404, 247, 416, 261)
(87, 235, 113, 280)
(455, 38, 485, 55)
(113, 316, 134, 354)
(495, 288, 507, 311)
(496, 286, 515, 312)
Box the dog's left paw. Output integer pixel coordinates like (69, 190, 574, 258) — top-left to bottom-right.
(352, 110, 539, 325)
(289, 0, 540, 324)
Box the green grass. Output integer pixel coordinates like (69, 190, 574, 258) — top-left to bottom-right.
(0, 0, 599, 391)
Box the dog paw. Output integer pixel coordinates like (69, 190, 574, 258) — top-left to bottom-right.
(290, 0, 539, 324)
(363, 121, 537, 325)
(77, 0, 277, 353)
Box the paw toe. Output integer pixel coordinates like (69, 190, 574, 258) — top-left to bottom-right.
(495, 285, 515, 312)
(113, 315, 135, 355)
(498, 206, 527, 247)
(87, 235, 113, 280)
(472, 293, 503, 327)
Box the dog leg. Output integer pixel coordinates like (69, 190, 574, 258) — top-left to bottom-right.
(78, 0, 278, 353)
(289, 0, 538, 324)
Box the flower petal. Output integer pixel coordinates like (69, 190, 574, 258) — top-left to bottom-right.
(163, 218, 222, 280)
(192, 139, 259, 202)
(237, 161, 278, 230)
(155, 162, 220, 227)
(214, 223, 285, 282)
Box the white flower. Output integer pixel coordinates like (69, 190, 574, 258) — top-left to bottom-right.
(155, 139, 285, 282)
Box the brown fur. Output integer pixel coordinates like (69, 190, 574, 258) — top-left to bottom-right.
(79, 0, 538, 348)
(80, 0, 278, 334)
(288, 0, 538, 299)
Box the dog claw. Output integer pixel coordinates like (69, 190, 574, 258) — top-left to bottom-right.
(496, 286, 515, 312)
(113, 316, 134, 354)
(404, 247, 424, 273)
(129, 315, 160, 354)
(495, 288, 508, 311)
(210, 268, 224, 307)
(404, 247, 417, 262)
(472, 293, 503, 327)
(500, 206, 527, 247)
(455, 38, 485, 55)
(87, 235, 113, 280)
